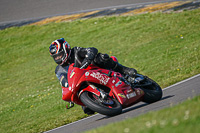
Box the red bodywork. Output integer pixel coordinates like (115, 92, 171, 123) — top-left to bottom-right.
(61, 63, 144, 108)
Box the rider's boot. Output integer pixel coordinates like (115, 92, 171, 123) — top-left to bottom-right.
(112, 62, 137, 78)
(106, 56, 137, 78)
(94, 53, 137, 78)
(82, 106, 95, 115)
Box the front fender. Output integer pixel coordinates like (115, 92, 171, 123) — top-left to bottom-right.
(62, 86, 73, 102)
(78, 84, 101, 98)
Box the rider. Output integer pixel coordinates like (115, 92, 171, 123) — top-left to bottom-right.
(49, 38, 137, 115)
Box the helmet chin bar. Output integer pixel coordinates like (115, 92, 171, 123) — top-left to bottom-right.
(60, 52, 68, 65)
(60, 43, 71, 65)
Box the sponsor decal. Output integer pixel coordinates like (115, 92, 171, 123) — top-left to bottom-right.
(126, 92, 136, 99)
(112, 80, 116, 84)
(70, 72, 75, 78)
(85, 72, 90, 76)
(115, 81, 122, 87)
(89, 85, 96, 90)
(136, 89, 141, 95)
(127, 89, 133, 93)
(90, 72, 110, 85)
(118, 93, 126, 98)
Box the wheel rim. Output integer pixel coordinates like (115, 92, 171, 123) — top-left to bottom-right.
(89, 93, 116, 108)
(80, 91, 122, 116)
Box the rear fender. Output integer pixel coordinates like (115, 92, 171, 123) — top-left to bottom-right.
(78, 84, 101, 97)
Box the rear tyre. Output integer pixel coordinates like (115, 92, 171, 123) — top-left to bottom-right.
(141, 78, 163, 103)
(80, 91, 122, 116)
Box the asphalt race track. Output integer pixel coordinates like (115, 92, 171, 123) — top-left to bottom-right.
(45, 74, 200, 133)
(1, 0, 199, 132)
(1, 0, 173, 24)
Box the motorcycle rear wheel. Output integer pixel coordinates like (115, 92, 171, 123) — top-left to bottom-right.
(80, 91, 122, 116)
(141, 77, 163, 104)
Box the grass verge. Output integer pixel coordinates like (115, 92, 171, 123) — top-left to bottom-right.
(0, 9, 200, 133)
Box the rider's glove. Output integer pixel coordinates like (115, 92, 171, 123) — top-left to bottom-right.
(85, 51, 95, 60)
(81, 51, 96, 68)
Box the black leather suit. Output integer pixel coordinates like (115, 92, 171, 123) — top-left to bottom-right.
(55, 47, 113, 87)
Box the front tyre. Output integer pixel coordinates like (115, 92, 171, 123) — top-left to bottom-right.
(141, 77, 163, 104)
(80, 91, 122, 116)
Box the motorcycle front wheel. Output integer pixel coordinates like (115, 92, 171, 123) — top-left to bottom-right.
(80, 91, 122, 116)
(140, 77, 163, 103)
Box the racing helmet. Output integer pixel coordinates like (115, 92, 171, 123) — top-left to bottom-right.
(49, 38, 71, 65)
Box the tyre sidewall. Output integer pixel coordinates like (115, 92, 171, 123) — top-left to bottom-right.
(80, 92, 122, 116)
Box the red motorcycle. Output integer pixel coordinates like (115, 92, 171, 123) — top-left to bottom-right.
(62, 58, 162, 116)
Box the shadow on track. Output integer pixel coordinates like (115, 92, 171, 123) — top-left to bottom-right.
(123, 95, 174, 114)
(95, 95, 174, 121)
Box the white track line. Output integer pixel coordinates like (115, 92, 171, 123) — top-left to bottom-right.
(44, 114, 100, 133)
(163, 73, 200, 90)
(45, 73, 200, 133)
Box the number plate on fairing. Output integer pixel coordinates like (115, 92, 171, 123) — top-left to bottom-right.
(124, 89, 136, 99)
(126, 91, 137, 99)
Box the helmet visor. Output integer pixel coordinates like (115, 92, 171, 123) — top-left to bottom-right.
(51, 50, 65, 64)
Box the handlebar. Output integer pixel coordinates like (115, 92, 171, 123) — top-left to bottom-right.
(80, 62, 89, 69)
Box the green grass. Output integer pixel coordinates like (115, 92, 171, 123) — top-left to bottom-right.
(86, 95, 200, 133)
(0, 9, 200, 133)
